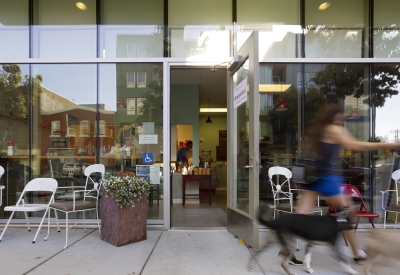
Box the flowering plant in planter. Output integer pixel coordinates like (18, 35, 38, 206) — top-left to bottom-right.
(101, 172, 151, 208)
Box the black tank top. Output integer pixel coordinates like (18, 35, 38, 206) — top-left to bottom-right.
(315, 142, 341, 177)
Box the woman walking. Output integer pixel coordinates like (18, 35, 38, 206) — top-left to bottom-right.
(296, 104, 400, 263)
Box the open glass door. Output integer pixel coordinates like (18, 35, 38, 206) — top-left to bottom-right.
(227, 31, 260, 248)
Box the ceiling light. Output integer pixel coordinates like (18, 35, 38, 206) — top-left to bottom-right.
(319, 2, 330, 10)
(199, 108, 227, 113)
(258, 84, 292, 93)
(76, 2, 87, 10)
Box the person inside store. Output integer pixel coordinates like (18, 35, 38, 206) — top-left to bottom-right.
(295, 103, 400, 264)
(176, 140, 193, 167)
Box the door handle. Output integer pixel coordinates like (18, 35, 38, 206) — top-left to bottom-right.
(244, 165, 253, 169)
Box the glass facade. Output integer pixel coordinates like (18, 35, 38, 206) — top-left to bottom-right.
(374, 0, 400, 58)
(258, 62, 400, 223)
(32, 0, 97, 58)
(237, 0, 300, 58)
(0, 0, 29, 59)
(305, 0, 366, 58)
(32, 64, 97, 218)
(0, 64, 30, 216)
(169, 0, 232, 58)
(100, 0, 164, 58)
(1, 1, 400, 225)
(98, 63, 164, 219)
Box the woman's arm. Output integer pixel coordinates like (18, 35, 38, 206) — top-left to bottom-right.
(183, 153, 188, 164)
(330, 125, 400, 151)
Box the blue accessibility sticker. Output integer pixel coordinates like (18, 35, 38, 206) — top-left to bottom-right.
(142, 153, 154, 164)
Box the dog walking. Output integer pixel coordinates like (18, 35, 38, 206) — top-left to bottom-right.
(249, 210, 359, 275)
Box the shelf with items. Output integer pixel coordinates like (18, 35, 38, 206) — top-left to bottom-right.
(47, 147, 75, 157)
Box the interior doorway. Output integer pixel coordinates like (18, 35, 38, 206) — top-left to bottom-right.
(170, 66, 228, 229)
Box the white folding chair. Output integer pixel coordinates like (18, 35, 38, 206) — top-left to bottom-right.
(50, 164, 105, 249)
(381, 169, 400, 229)
(0, 178, 59, 243)
(0, 165, 4, 206)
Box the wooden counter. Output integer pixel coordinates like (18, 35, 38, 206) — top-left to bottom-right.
(182, 174, 212, 206)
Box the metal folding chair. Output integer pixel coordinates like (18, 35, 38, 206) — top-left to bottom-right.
(50, 164, 104, 249)
(0, 178, 59, 243)
(381, 169, 400, 229)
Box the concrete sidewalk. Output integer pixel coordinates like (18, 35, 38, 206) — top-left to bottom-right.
(0, 227, 398, 275)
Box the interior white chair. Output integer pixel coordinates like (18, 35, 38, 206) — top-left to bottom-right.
(381, 169, 400, 229)
(0, 178, 59, 243)
(50, 164, 105, 249)
(0, 165, 5, 206)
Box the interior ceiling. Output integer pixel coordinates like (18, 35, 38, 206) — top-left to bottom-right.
(170, 67, 227, 110)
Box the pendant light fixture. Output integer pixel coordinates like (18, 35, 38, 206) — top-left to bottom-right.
(206, 99, 212, 123)
(275, 67, 288, 111)
(275, 98, 288, 111)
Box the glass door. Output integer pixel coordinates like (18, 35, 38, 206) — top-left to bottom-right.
(227, 31, 260, 248)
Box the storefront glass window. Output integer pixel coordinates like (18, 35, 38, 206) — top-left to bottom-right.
(238, 0, 300, 58)
(99, 63, 164, 219)
(169, 0, 232, 59)
(32, 0, 97, 58)
(258, 62, 399, 218)
(305, 0, 366, 58)
(373, 63, 400, 220)
(99, 0, 164, 58)
(0, 64, 30, 217)
(0, 0, 29, 59)
(31, 64, 97, 218)
(374, 0, 400, 58)
(258, 64, 300, 207)
(302, 63, 373, 208)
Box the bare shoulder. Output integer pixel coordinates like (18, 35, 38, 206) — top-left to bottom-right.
(322, 125, 343, 142)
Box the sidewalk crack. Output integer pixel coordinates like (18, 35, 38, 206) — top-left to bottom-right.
(138, 231, 163, 275)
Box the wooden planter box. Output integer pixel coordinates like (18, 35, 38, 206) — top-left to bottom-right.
(100, 192, 147, 247)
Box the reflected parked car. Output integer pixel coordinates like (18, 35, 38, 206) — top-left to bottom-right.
(340, 157, 371, 194)
(61, 163, 90, 176)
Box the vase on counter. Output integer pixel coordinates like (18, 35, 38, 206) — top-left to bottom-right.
(182, 166, 188, 175)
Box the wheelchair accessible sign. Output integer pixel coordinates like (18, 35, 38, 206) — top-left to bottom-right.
(142, 153, 154, 164)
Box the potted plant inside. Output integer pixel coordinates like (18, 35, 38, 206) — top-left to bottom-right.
(100, 171, 151, 247)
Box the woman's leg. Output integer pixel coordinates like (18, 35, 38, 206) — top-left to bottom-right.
(329, 194, 364, 258)
(295, 190, 319, 214)
(289, 190, 318, 264)
(329, 194, 352, 210)
(342, 230, 362, 258)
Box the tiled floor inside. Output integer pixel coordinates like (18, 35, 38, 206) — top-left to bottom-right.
(171, 188, 227, 228)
